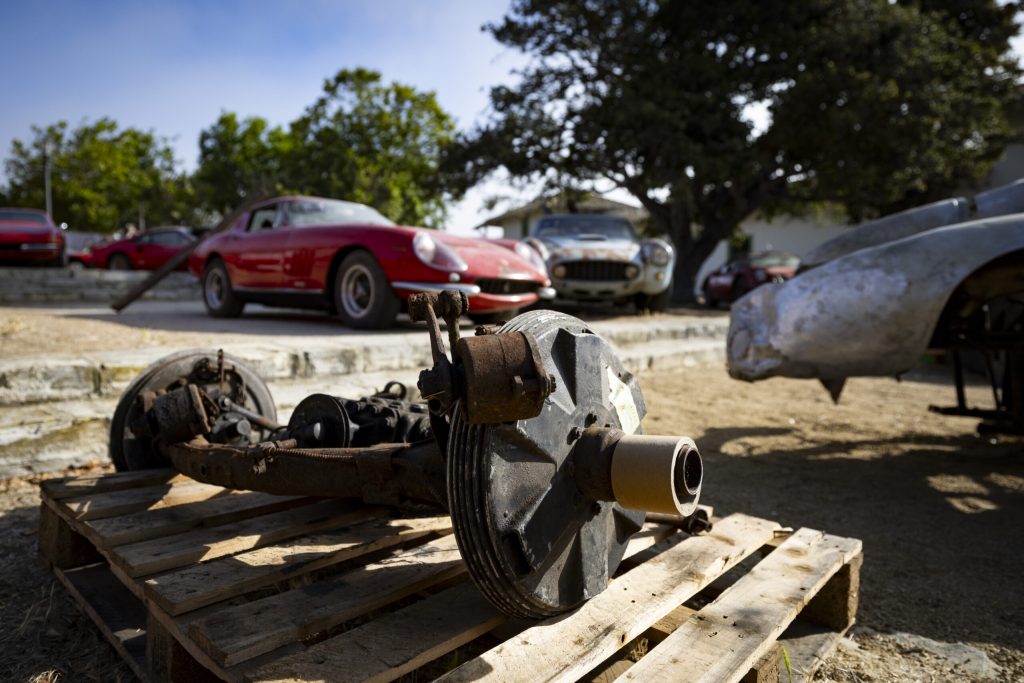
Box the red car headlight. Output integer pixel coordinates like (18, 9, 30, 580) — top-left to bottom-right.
(514, 241, 548, 275)
(413, 233, 468, 272)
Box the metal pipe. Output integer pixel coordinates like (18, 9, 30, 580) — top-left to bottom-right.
(610, 434, 702, 517)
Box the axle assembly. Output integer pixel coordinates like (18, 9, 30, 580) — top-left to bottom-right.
(109, 291, 705, 618)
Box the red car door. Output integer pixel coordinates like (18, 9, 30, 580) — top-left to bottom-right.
(230, 204, 291, 289)
(145, 231, 192, 269)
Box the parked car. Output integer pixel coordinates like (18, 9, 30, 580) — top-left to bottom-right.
(701, 251, 799, 308)
(189, 196, 554, 328)
(488, 238, 550, 277)
(531, 214, 674, 311)
(65, 231, 106, 269)
(90, 226, 196, 271)
(0, 207, 66, 266)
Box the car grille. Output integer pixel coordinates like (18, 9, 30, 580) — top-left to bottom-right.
(561, 260, 630, 281)
(475, 278, 541, 295)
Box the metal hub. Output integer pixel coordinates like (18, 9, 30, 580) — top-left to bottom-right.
(447, 310, 646, 618)
(340, 263, 374, 319)
(109, 350, 277, 471)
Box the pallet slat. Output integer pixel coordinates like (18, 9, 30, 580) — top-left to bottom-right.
(617, 528, 862, 683)
(113, 499, 377, 578)
(61, 480, 237, 521)
(437, 513, 780, 683)
(246, 582, 501, 683)
(146, 514, 452, 615)
(85, 491, 315, 546)
(189, 533, 466, 667)
(40, 468, 185, 499)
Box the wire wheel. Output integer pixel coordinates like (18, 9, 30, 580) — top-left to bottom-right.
(204, 268, 226, 309)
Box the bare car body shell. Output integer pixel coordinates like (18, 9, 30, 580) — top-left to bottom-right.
(727, 180, 1024, 383)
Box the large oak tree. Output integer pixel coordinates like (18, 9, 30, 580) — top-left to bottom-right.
(445, 0, 1022, 300)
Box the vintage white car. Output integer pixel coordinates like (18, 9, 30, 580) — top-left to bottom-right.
(727, 180, 1024, 434)
(529, 213, 675, 311)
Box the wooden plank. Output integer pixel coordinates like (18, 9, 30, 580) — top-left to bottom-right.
(84, 491, 314, 547)
(438, 513, 780, 683)
(616, 528, 862, 683)
(245, 512, 686, 683)
(189, 534, 466, 667)
(244, 582, 501, 683)
(145, 513, 451, 614)
(60, 480, 237, 521)
(111, 499, 376, 578)
(147, 610, 223, 683)
(38, 501, 102, 569)
(778, 619, 852, 683)
(40, 468, 185, 500)
(54, 563, 148, 683)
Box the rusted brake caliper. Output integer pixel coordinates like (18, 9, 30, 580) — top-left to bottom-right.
(110, 291, 705, 619)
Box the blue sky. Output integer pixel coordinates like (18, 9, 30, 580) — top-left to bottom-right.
(0, 0, 540, 231)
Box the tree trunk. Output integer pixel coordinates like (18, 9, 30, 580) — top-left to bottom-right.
(671, 233, 724, 303)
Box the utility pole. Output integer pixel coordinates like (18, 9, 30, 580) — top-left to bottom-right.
(43, 140, 54, 217)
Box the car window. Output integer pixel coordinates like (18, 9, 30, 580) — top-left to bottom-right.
(284, 199, 395, 227)
(533, 215, 636, 240)
(750, 253, 800, 268)
(248, 206, 280, 232)
(0, 210, 49, 225)
(150, 231, 191, 246)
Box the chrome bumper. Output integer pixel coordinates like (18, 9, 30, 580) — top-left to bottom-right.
(392, 281, 482, 296)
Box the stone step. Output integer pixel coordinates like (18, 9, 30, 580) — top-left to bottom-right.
(0, 316, 728, 407)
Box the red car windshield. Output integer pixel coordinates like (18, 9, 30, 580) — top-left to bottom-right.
(749, 253, 799, 269)
(287, 199, 395, 227)
(0, 210, 49, 225)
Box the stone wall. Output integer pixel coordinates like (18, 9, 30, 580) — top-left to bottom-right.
(0, 267, 200, 304)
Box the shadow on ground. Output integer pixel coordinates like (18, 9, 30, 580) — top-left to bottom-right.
(698, 427, 1024, 651)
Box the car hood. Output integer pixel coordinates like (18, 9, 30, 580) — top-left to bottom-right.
(432, 230, 545, 280)
(536, 236, 640, 262)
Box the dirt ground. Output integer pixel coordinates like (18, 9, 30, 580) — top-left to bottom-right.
(1, 364, 1021, 682)
(0, 302, 720, 356)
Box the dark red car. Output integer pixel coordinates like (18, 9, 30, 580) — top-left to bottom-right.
(90, 227, 196, 271)
(189, 196, 553, 328)
(0, 208, 66, 266)
(702, 251, 799, 307)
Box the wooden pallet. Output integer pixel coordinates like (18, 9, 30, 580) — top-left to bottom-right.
(38, 468, 862, 683)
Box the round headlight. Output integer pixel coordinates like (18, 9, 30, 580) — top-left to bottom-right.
(649, 244, 671, 267)
(552, 264, 567, 278)
(514, 241, 548, 275)
(625, 265, 640, 279)
(413, 232, 468, 272)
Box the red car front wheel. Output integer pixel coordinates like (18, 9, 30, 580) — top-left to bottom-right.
(333, 251, 399, 329)
(203, 259, 245, 318)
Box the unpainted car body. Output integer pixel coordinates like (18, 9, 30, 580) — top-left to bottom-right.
(0, 208, 66, 266)
(532, 214, 674, 311)
(190, 196, 552, 328)
(728, 215, 1024, 382)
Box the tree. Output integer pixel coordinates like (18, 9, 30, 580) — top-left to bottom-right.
(289, 68, 456, 226)
(2, 119, 188, 232)
(445, 0, 1022, 300)
(193, 112, 292, 216)
(194, 69, 456, 227)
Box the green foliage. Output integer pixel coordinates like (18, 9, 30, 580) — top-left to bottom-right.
(445, 0, 1022, 299)
(194, 112, 293, 216)
(2, 119, 189, 232)
(193, 69, 456, 227)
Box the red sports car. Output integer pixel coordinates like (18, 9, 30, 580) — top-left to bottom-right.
(702, 251, 799, 307)
(90, 226, 196, 271)
(189, 196, 554, 328)
(0, 207, 66, 266)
